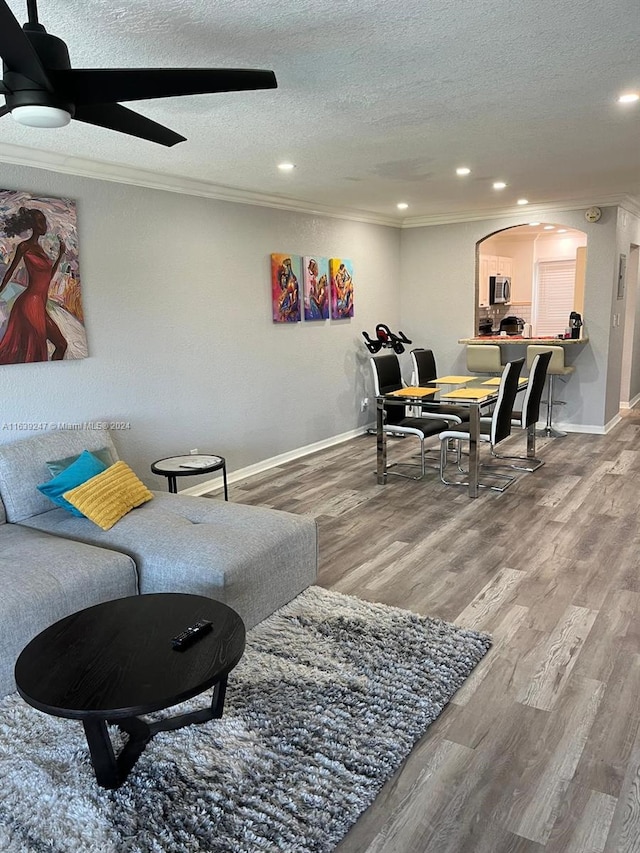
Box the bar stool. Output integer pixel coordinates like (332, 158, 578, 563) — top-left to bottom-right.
(526, 345, 575, 438)
(466, 344, 503, 375)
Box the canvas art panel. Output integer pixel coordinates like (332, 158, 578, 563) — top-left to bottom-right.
(0, 190, 87, 365)
(271, 253, 301, 323)
(329, 258, 354, 319)
(303, 256, 330, 321)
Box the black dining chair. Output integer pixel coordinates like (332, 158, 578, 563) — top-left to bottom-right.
(488, 349, 552, 471)
(370, 354, 448, 480)
(438, 358, 525, 492)
(409, 348, 470, 426)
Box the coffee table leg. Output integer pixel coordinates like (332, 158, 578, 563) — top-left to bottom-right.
(83, 717, 151, 789)
(82, 678, 229, 789)
(83, 718, 121, 789)
(211, 674, 228, 718)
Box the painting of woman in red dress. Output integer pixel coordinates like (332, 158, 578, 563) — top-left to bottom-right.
(0, 193, 87, 365)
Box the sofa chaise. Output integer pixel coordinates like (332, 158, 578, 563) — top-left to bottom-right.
(0, 428, 318, 699)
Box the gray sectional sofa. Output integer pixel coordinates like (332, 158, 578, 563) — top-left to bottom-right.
(0, 428, 318, 699)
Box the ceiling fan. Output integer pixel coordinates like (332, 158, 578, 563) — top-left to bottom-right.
(0, 0, 277, 146)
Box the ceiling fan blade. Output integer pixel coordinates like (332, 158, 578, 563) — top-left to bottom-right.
(74, 102, 185, 147)
(50, 67, 277, 105)
(0, 0, 52, 91)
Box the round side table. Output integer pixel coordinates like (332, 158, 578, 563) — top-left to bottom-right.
(151, 454, 228, 500)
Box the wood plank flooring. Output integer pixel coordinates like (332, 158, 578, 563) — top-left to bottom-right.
(208, 411, 640, 852)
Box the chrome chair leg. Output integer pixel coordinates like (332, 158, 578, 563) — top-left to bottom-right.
(491, 427, 544, 472)
(384, 434, 428, 481)
(440, 438, 518, 492)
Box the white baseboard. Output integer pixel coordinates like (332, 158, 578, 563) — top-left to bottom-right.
(620, 392, 640, 410)
(179, 425, 372, 496)
(552, 413, 621, 435)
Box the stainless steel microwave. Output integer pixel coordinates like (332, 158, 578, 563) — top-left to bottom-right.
(489, 276, 511, 304)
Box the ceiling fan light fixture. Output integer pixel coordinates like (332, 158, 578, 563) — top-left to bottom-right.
(12, 105, 71, 128)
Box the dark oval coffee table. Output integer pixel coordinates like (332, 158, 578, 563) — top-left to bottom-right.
(14, 593, 245, 789)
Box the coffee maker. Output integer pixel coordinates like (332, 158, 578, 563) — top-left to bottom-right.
(569, 311, 583, 339)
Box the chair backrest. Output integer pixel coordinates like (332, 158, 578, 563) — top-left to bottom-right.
(491, 358, 525, 445)
(370, 354, 406, 425)
(410, 348, 437, 384)
(370, 354, 403, 395)
(520, 350, 552, 428)
(526, 344, 566, 373)
(467, 344, 503, 373)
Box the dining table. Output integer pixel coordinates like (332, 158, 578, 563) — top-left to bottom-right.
(376, 374, 529, 498)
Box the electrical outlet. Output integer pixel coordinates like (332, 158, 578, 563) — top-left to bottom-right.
(360, 398, 369, 412)
(190, 448, 198, 455)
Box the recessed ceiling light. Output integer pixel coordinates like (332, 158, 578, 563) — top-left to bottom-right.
(557, 229, 568, 233)
(517, 198, 529, 205)
(456, 167, 471, 176)
(544, 225, 555, 230)
(528, 222, 541, 226)
(618, 93, 639, 103)
(493, 181, 507, 190)
(277, 162, 295, 171)
(397, 202, 409, 210)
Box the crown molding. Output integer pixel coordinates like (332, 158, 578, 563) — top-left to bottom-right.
(620, 195, 640, 218)
(0, 142, 398, 228)
(399, 194, 632, 228)
(0, 141, 636, 230)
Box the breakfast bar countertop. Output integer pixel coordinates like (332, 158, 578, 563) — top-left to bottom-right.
(459, 336, 589, 345)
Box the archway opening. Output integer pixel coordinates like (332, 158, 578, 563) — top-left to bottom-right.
(475, 223, 587, 337)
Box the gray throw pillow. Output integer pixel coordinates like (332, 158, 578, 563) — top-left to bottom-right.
(45, 447, 114, 478)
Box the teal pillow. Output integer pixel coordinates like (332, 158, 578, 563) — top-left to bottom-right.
(37, 450, 108, 516)
(46, 447, 114, 477)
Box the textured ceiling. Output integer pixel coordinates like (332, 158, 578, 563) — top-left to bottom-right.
(1, 0, 639, 222)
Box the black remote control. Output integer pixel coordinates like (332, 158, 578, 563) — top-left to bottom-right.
(171, 619, 213, 650)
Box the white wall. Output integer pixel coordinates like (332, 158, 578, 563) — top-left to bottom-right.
(0, 163, 401, 485)
(399, 207, 619, 431)
(610, 209, 640, 413)
(620, 245, 640, 405)
(533, 233, 587, 262)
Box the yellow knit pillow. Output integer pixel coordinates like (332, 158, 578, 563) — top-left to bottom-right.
(63, 461, 153, 530)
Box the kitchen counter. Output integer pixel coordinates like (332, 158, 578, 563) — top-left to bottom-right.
(459, 336, 589, 345)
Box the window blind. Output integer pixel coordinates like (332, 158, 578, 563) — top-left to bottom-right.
(533, 260, 576, 337)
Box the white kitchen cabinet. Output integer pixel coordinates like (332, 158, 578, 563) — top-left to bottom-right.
(478, 254, 513, 306)
(497, 256, 513, 277)
(479, 255, 491, 306)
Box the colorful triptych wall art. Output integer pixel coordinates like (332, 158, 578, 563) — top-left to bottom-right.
(0, 189, 87, 365)
(329, 257, 354, 319)
(270, 252, 354, 323)
(303, 256, 330, 321)
(271, 253, 301, 323)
